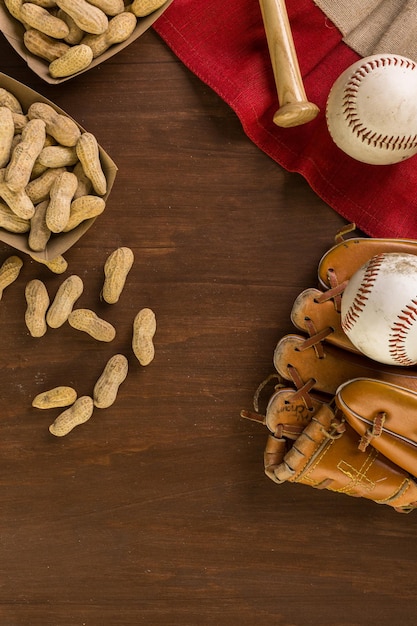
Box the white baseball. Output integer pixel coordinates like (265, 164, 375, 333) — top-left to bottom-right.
(326, 54, 417, 165)
(341, 252, 417, 366)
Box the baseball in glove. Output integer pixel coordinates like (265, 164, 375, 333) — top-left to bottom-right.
(242, 224, 417, 512)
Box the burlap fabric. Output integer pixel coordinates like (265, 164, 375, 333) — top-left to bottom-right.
(314, 0, 417, 59)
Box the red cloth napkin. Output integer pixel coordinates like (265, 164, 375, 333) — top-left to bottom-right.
(154, 0, 417, 239)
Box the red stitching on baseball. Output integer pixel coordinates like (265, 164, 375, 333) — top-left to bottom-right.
(389, 300, 417, 365)
(342, 56, 417, 152)
(342, 254, 385, 333)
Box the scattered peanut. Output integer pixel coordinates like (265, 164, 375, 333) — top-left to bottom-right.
(29, 163, 47, 182)
(0, 255, 23, 299)
(25, 278, 50, 337)
(55, 0, 109, 35)
(29, 0, 58, 8)
(12, 112, 29, 133)
(49, 44, 94, 79)
(36, 145, 78, 168)
(30, 254, 68, 274)
(88, 0, 125, 16)
(29, 135, 55, 180)
(20, 3, 70, 39)
(45, 170, 78, 233)
(63, 195, 105, 232)
(23, 29, 71, 62)
(101, 246, 134, 304)
(37, 131, 56, 150)
(0, 88, 23, 114)
(132, 307, 156, 365)
(28, 200, 51, 251)
(68, 308, 116, 342)
(72, 161, 93, 198)
(46, 274, 84, 328)
(0, 201, 30, 233)
(32, 385, 77, 409)
(5, 118, 46, 191)
(10, 135, 21, 154)
(28, 102, 81, 147)
(57, 9, 84, 45)
(130, 0, 167, 17)
(3, 0, 25, 24)
(0, 169, 35, 219)
(81, 12, 137, 58)
(76, 132, 107, 196)
(0, 107, 15, 168)
(93, 353, 128, 408)
(26, 167, 67, 204)
(49, 395, 94, 436)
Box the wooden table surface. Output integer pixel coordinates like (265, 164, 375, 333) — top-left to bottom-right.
(1, 23, 416, 626)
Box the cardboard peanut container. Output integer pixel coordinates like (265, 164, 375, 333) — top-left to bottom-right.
(0, 0, 175, 84)
(0, 72, 118, 259)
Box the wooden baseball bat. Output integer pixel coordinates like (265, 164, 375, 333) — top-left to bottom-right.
(258, 0, 319, 127)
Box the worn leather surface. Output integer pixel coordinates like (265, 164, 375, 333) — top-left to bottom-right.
(337, 378, 417, 476)
(318, 237, 417, 289)
(265, 386, 324, 436)
(264, 403, 417, 512)
(249, 230, 417, 513)
(273, 334, 417, 396)
(290, 287, 357, 352)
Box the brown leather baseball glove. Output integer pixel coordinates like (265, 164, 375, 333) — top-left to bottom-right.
(242, 224, 417, 512)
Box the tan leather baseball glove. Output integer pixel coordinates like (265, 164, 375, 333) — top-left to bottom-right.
(242, 224, 417, 512)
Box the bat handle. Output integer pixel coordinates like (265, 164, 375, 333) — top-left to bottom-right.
(259, 0, 319, 128)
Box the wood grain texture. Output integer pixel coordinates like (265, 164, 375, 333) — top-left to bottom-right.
(0, 28, 412, 626)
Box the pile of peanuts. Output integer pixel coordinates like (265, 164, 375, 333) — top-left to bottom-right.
(4, 0, 169, 78)
(0, 86, 157, 438)
(0, 247, 157, 436)
(0, 87, 109, 253)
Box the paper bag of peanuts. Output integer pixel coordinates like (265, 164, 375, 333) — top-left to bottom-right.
(0, 71, 117, 259)
(0, 0, 175, 84)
